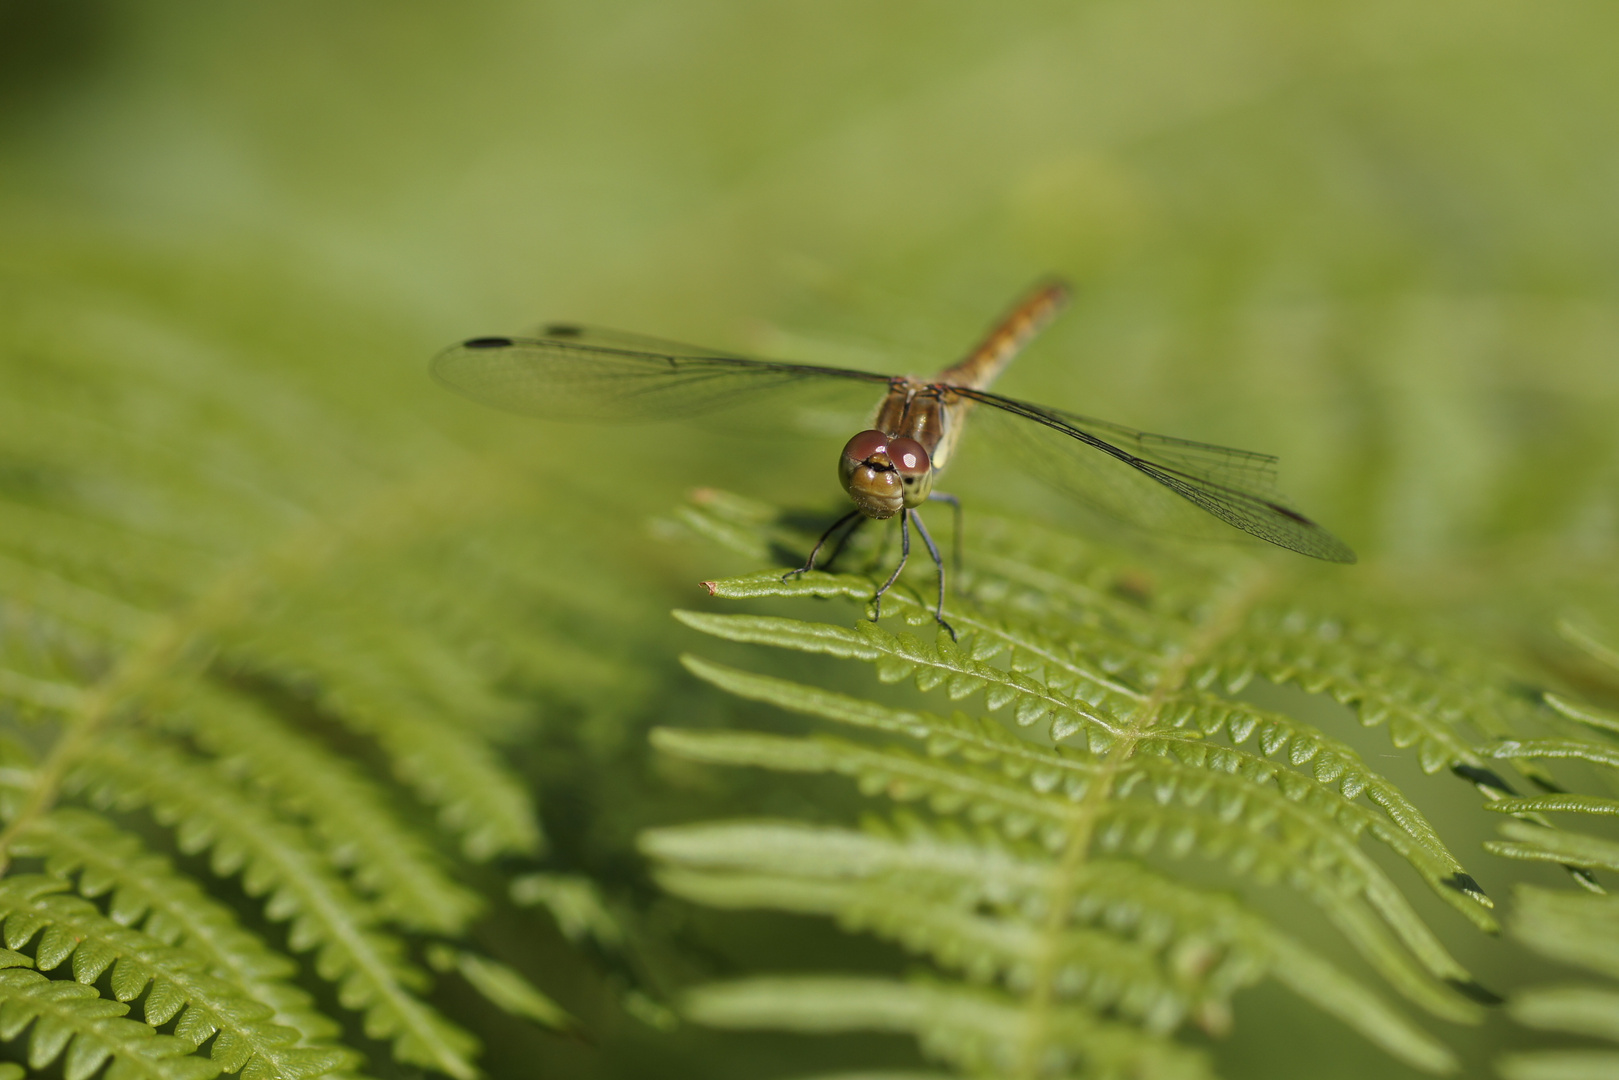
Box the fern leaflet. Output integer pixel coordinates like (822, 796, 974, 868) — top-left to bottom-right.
(1484, 622, 1619, 1080)
(643, 490, 1532, 1077)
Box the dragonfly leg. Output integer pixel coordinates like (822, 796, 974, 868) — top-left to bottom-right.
(783, 508, 862, 581)
(910, 509, 956, 641)
(927, 491, 964, 587)
(819, 513, 869, 573)
(870, 509, 911, 622)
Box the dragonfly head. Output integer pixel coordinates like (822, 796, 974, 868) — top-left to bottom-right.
(839, 429, 933, 519)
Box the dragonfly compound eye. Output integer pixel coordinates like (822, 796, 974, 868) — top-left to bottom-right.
(888, 437, 930, 479)
(889, 436, 934, 508)
(839, 429, 904, 518)
(841, 429, 889, 466)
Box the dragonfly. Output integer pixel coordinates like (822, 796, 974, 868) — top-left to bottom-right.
(432, 280, 1355, 638)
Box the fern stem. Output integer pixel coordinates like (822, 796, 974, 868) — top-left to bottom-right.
(1013, 567, 1271, 1079)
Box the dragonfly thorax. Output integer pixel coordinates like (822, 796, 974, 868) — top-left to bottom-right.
(839, 429, 933, 519)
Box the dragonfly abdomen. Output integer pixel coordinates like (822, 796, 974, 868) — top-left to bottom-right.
(934, 279, 1071, 390)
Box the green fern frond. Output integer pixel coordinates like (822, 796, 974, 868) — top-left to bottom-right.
(0, 874, 342, 1080)
(683, 490, 1539, 788)
(644, 816, 1460, 1070)
(685, 974, 1215, 1080)
(64, 729, 480, 1078)
(0, 966, 220, 1080)
(224, 603, 541, 862)
(1482, 624, 1619, 1080)
(509, 874, 625, 950)
(10, 807, 350, 1055)
(656, 654, 1486, 1016)
(425, 946, 580, 1034)
(640, 490, 1546, 1076)
(0, 253, 679, 1077)
(1499, 888, 1619, 1080)
(1201, 601, 1539, 774)
(156, 682, 483, 933)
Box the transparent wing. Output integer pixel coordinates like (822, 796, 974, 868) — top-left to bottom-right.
(529, 323, 756, 360)
(431, 335, 893, 423)
(957, 388, 1356, 564)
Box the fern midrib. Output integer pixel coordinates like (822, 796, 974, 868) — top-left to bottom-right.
(1012, 566, 1272, 1079)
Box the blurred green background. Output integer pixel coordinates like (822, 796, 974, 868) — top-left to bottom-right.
(6, 0, 1619, 568)
(3, 1, 1618, 1077)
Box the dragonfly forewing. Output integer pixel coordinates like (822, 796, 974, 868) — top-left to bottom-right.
(431, 336, 892, 424)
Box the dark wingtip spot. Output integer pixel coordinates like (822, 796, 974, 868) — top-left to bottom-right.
(543, 324, 583, 338)
(1571, 867, 1602, 890)
(1447, 978, 1504, 1006)
(1267, 501, 1312, 524)
(1443, 872, 1489, 900)
(463, 336, 514, 349)
(1451, 763, 1517, 796)
(1531, 776, 1568, 795)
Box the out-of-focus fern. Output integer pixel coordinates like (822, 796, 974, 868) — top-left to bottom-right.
(1484, 622, 1619, 1080)
(0, 262, 653, 1079)
(642, 489, 1547, 1079)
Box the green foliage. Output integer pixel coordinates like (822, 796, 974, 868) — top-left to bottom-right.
(0, 223, 659, 1077)
(641, 491, 1552, 1077)
(0, 966, 219, 1080)
(2, 2, 1619, 1078)
(1485, 624, 1619, 1080)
